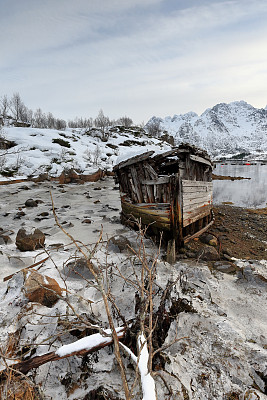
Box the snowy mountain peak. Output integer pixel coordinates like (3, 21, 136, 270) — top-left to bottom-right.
(146, 101, 267, 159)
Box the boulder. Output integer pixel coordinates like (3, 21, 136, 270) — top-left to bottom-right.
(24, 271, 62, 307)
(16, 228, 45, 251)
(63, 258, 96, 280)
(197, 245, 220, 261)
(25, 199, 38, 207)
(82, 219, 92, 224)
(108, 235, 131, 253)
(59, 169, 82, 184)
(200, 233, 218, 247)
(213, 261, 237, 274)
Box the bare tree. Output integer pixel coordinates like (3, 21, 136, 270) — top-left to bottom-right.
(10, 92, 26, 121)
(146, 119, 162, 137)
(0, 95, 10, 119)
(94, 109, 110, 137)
(33, 108, 46, 128)
(55, 118, 66, 130)
(46, 112, 56, 129)
(117, 116, 133, 127)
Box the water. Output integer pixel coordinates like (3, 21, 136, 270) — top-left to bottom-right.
(213, 163, 267, 208)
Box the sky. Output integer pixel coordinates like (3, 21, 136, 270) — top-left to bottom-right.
(1, 0, 267, 124)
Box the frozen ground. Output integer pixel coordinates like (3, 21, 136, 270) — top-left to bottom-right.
(0, 177, 267, 399)
(0, 177, 129, 281)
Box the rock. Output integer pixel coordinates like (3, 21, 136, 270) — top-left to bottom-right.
(14, 211, 26, 219)
(33, 173, 50, 182)
(19, 185, 30, 190)
(0, 237, 5, 245)
(197, 245, 220, 261)
(24, 271, 62, 307)
(59, 169, 82, 184)
(200, 233, 218, 247)
(108, 235, 131, 253)
(16, 228, 45, 251)
(213, 261, 237, 274)
(0, 235, 12, 244)
(82, 219, 92, 224)
(186, 251, 197, 258)
(25, 199, 38, 207)
(63, 258, 96, 280)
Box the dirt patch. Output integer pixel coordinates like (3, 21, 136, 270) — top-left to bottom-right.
(208, 205, 266, 260)
(184, 204, 267, 261)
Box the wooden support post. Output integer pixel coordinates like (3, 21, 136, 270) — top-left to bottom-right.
(169, 173, 184, 262)
(166, 239, 176, 264)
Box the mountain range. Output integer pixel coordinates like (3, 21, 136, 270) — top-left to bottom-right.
(146, 101, 267, 159)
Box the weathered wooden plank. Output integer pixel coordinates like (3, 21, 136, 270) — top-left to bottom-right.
(121, 201, 171, 230)
(183, 199, 212, 213)
(182, 179, 213, 187)
(183, 194, 212, 208)
(183, 186, 212, 197)
(130, 166, 143, 203)
(183, 205, 212, 227)
(141, 176, 170, 185)
(183, 216, 214, 243)
(121, 201, 170, 209)
(183, 191, 213, 201)
(190, 154, 212, 166)
(127, 175, 138, 203)
(113, 151, 154, 170)
(122, 201, 170, 217)
(143, 163, 158, 180)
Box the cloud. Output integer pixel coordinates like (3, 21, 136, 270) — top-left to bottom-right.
(1, 0, 267, 122)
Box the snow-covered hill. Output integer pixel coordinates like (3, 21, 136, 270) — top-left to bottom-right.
(0, 125, 171, 179)
(146, 101, 267, 159)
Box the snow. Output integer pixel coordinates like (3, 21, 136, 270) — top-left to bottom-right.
(56, 327, 124, 357)
(137, 333, 157, 400)
(120, 333, 157, 400)
(0, 125, 171, 178)
(0, 116, 267, 399)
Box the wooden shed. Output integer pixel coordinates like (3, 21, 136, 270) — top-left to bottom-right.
(113, 144, 214, 261)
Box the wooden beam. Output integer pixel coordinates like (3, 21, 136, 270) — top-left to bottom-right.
(183, 205, 212, 227)
(113, 151, 154, 171)
(183, 215, 215, 243)
(140, 176, 170, 185)
(190, 154, 212, 166)
(182, 179, 213, 188)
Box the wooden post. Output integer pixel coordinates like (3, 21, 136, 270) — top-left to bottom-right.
(169, 172, 184, 263)
(166, 239, 176, 264)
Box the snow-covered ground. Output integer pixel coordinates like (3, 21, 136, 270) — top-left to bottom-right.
(0, 125, 171, 179)
(0, 120, 267, 399)
(0, 177, 267, 399)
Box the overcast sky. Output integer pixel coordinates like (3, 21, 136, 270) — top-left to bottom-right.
(1, 0, 267, 123)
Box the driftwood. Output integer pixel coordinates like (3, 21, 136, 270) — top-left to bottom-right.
(0, 328, 125, 377)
